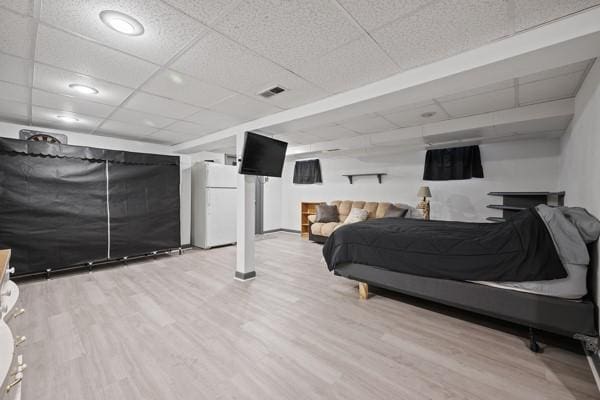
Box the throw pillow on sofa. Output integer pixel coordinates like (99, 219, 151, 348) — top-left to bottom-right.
(315, 204, 339, 223)
(383, 204, 408, 218)
(343, 208, 369, 224)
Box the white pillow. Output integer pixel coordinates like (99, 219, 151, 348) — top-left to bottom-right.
(343, 208, 369, 224)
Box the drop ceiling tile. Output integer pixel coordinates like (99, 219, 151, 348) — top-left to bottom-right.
(0, 81, 29, 103)
(168, 120, 213, 136)
(185, 108, 244, 130)
(518, 60, 591, 84)
(124, 92, 199, 119)
(337, 0, 433, 31)
(35, 25, 158, 87)
(32, 106, 102, 132)
(382, 103, 447, 127)
(2, 0, 34, 15)
(40, 0, 207, 64)
(161, 0, 241, 24)
(110, 107, 175, 129)
(0, 53, 31, 86)
(245, 72, 328, 109)
(0, 8, 35, 58)
(280, 131, 322, 145)
(210, 94, 282, 121)
(519, 71, 583, 105)
(440, 87, 515, 118)
(146, 129, 199, 145)
(33, 64, 134, 106)
(514, 0, 600, 31)
(372, 0, 511, 70)
(339, 113, 397, 134)
(142, 70, 235, 108)
(294, 36, 399, 94)
(0, 99, 29, 120)
(172, 31, 289, 94)
(32, 89, 115, 118)
(302, 124, 359, 141)
(96, 119, 158, 137)
(215, 0, 363, 70)
(436, 80, 514, 102)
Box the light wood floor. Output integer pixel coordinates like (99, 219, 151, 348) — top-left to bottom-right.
(11, 232, 599, 400)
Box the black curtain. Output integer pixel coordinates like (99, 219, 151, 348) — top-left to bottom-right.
(423, 145, 484, 181)
(293, 159, 322, 184)
(0, 137, 180, 276)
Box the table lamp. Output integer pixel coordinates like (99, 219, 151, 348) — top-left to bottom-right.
(417, 186, 432, 220)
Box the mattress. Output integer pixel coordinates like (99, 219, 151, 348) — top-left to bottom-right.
(476, 262, 587, 299)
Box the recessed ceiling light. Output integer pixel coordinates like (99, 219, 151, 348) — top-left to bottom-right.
(56, 115, 79, 123)
(421, 111, 437, 118)
(99, 10, 144, 36)
(68, 83, 99, 95)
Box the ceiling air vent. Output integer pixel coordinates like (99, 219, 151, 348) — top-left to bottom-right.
(258, 86, 286, 98)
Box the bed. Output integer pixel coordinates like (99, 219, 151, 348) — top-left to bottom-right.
(323, 205, 600, 351)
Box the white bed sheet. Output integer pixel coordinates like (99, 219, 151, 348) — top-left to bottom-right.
(475, 263, 587, 300)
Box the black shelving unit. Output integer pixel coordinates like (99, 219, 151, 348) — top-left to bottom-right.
(486, 191, 565, 222)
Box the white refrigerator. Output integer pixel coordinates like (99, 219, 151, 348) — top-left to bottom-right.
(191, 162, 237, 249)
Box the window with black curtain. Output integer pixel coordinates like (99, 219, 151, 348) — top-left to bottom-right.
(423, 145, 484, 180)
(293, 159, 322, 184)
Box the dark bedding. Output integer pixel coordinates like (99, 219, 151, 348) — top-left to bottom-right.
(323, 208, 566, 282)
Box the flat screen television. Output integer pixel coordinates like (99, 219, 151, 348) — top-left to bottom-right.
(239, 132, 288, 177)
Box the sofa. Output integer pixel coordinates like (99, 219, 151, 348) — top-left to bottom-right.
(308, 200, 422, 243)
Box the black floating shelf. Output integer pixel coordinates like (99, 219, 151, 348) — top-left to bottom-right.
(343, 173, 387, 184)
(487, 205, 527, 211)
(486, 217, 506, 223)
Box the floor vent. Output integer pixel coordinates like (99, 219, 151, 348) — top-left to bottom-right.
(258, 86, 286, 98)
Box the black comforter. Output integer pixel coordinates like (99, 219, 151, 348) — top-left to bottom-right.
(323, 208, 566, 282)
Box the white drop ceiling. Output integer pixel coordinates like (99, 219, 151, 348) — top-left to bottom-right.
(0, 0, 598, 146)
(264, 60, 593, 146)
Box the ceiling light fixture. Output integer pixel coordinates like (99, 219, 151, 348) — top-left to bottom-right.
(99, 10, 144, 36)
(421, 111, 437, 118)
(69, 83, 99, 95)
(56, 115, 79, 123)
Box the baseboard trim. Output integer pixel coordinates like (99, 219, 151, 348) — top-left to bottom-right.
(263, 228, 301, 234)
(235, 271, 256, 281)
(585, 349, 600, 393)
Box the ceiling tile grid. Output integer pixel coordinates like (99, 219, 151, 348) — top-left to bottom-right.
(0, 53, 32, 87)
(293, 36, 399, 94)
(0, 99, 29, 122)
(123, 91, 200, 120)
(32, 106, 103, 133)
(0, 7, 36, 58)
(335, 0, 435, 31)
(35, 25, 159, 87)
(370, 0, 512, 71)
(1, 0, 34, 16)
(32, 89, 116, 118)
(514, 0, 600, 31)
(109, 107, 176, 129)
(33, 63, 134, 106)
(0, 81, 30, 104)
(161, 0, 242, 25)
(40, 0, 208, 64)
(141, 69, 236, 108)
(215, 0, 364, 71)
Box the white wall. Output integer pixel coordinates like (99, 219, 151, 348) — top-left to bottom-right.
(558, 60, 600, 309)
(277, 139, 561, 230)
(263, 177, 282, 232)
(0, 121, 193, 245)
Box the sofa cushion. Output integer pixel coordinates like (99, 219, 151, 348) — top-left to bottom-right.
(321, 222, 342, 236)
(364, 202, 378, 218)
(307, 214, 316, 223)
(315, 204, 338, 223)
(337, 200, 353, 219)
(375, 202, 392, 218)
(311, 222, 325, 235)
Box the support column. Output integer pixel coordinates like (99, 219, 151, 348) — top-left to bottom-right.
(235, 132, 256, 281)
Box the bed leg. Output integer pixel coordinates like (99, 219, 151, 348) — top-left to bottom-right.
(529, 327, 541, 353)
(358, 282, 369, 300)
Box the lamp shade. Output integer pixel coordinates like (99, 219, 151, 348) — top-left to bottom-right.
(417, 186, 432, 198)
